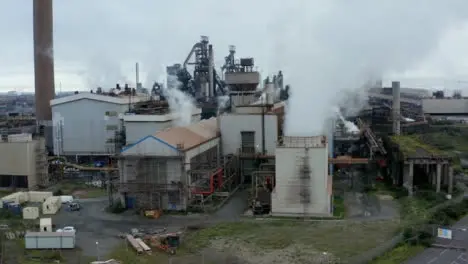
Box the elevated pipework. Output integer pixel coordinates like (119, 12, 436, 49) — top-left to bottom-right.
(392, 81, 401, 135)
(33, 0, 55, 123)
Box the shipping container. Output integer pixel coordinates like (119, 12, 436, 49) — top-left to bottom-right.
(42, 197, 61, 215)
(39, 218, 52, 232)
(28, 191, 53, 203)
(25, 232, 75, 249)
(8, 203, 22, 215)
(1, 192, 28, 206)
(23, 207, 40, 220)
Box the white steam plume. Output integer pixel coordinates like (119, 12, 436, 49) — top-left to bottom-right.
(159, 71, 195, 127)
(80, 52, 130, 90)
(217, 95, 229, 112)
(333, 107, 359, 134)
(273, 0, 468, 136)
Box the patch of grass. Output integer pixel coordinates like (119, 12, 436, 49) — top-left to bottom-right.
(183, 220, 400, 259)
(333, 195, 346, 218)
(390, 135, 443, 157)
(370, 244, 425, 264)
(50, 181, 107, 199)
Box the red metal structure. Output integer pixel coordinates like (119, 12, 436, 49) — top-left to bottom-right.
(191, 168, 223, 195)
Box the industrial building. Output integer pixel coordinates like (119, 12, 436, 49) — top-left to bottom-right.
(118, 117, 220, 211)
(51, 92, 202, 160)
(271, 136, 332, 217)
(0, 133, 48, 189)
(123, 107, 201, 144)
(51, 92, 146, 157)
(113, 48, 295, 213)
(422, 98, 468, 116)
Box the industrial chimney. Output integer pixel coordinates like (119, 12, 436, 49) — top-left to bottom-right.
(392, 81, 401, 135)
(33, 0, 55, 147)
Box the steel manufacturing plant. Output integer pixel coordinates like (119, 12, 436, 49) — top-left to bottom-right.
(0, 29, 463, 217)
(6, 1, 468, 263)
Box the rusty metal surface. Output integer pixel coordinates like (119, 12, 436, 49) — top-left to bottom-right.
(33, 0, 55, 121)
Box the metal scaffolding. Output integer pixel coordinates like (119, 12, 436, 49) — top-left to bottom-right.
(118, 156, 185, 211)
(35, 138, 49, 188)
(188, 155, 240, 211)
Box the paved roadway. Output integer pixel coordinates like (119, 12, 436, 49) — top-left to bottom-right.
(406, 215, 468, 264)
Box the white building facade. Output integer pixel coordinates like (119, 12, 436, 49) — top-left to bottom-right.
(271, 136, 332, 217)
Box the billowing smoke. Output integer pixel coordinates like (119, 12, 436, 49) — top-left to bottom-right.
(275, 0, 468, 136)
(217, 95, 230, 112)
(160, 73, 195, 127)
(333, 107, 359, 134)
(80, 53, 130, 90)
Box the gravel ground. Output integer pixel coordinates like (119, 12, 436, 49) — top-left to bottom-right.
(48, 189, 249, 260)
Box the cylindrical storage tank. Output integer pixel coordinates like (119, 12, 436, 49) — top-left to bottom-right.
(23, 207, 40, 220)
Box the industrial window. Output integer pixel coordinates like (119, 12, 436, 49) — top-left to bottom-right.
(106, 125, 118, 130)
(241, 131, 255, 153)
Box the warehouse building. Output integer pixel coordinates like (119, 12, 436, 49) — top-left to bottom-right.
(51, 92, 201, 161)
(51, 92, 147, 158)
(0, 133, 48, 190)
(271, 136, 332, 217)
(422, 98, 468, 116)
(117, 117, 220, 211)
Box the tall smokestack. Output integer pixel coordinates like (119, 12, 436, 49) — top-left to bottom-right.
(135, 62, 142, 90)
(392, 81, 401, 135)
(33, 0, 55, 149)
(208, 44, 214, 98)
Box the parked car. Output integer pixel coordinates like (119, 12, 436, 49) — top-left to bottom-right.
(60, 196, 74, 204)
(57, 226, 76, 233)
(67, 202, 81, 211)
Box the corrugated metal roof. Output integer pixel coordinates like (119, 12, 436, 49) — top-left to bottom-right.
(155, 117, 218, 151)
(50, 93, 148, 106)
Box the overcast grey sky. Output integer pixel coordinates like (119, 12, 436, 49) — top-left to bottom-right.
(1, 0, 468, 94)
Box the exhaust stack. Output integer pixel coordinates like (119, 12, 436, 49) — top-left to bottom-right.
(33, 0, 55, 151)
(33, 0, 55, 123)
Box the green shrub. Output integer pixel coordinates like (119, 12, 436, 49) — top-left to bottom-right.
(52, 189, 63, 196)
(108, 200, 126, 214)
